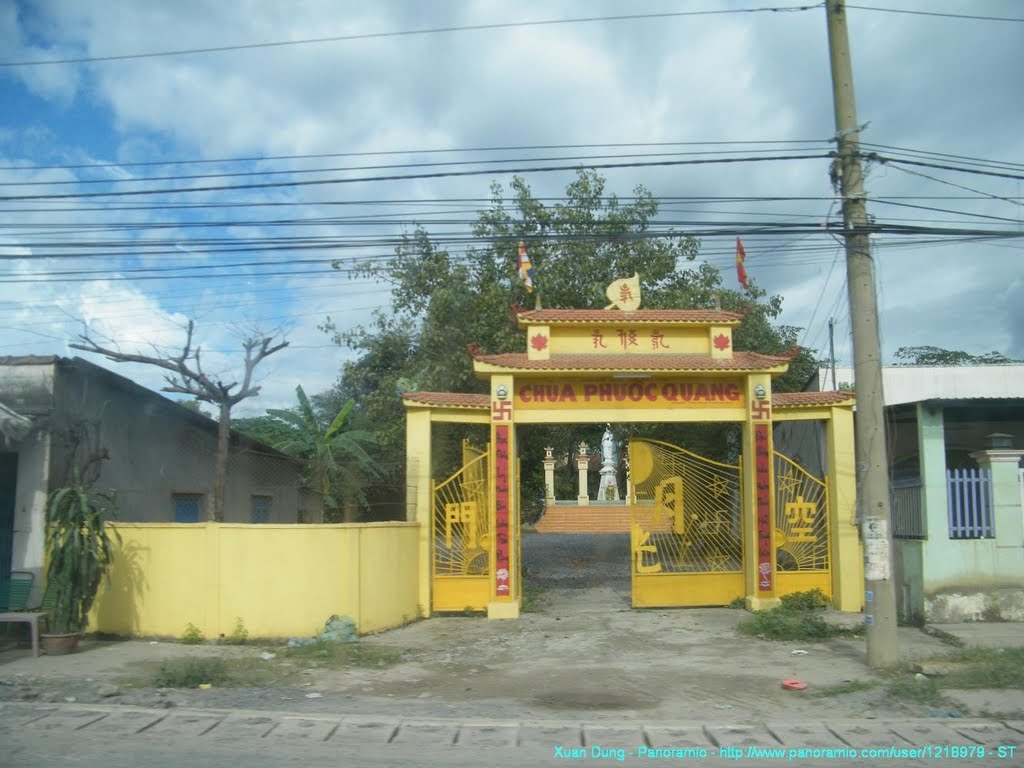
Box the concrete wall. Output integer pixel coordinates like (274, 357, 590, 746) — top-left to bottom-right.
(91, 522, 420, 638)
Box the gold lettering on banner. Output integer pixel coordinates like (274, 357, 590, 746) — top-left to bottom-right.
(515, 380, 743, 408)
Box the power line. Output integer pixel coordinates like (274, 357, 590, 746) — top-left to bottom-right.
(872, 154, 1024, 182)
(846, 4, 1024, 23)
(0, 4, 821, 68)
(0, 140, 833, 173)
(0, 153, 835, 201)
(0, 146, 838, 188)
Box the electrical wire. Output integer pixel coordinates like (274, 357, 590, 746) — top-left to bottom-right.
(846, 4, 1024, 23)
(0, 4, 822, 68)
(0, 153, 835, 201)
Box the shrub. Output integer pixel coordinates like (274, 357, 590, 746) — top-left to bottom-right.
(779, 588, 830, 612)
(220, 617, 248, 645)
(181, 623, 204, 645)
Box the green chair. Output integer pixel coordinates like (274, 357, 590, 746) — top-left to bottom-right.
(0, 571, 46, 656)
(0, 571, 34, 611)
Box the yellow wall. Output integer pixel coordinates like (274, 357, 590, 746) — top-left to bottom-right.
(90, 522, 420, 639)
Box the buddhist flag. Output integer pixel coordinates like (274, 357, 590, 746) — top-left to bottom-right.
(736, 237, 750, 291)
(518, 240, 535, 293)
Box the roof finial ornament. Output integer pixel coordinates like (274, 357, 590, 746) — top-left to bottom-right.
(604, 273, 641, 311)
(713, 293, 722, 311)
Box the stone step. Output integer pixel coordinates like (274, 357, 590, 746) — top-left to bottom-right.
(534, 506, 673, 534)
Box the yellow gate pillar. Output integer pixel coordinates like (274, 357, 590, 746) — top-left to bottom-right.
(744, 374, 780, 611)
(827, 405, 862, 611)
(488, 374, 520, 618)
(406, 408, 432, 618)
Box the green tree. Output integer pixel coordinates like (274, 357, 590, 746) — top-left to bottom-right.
(179, 398, 213, 418)
(322, 170, 819, 512)
(266, 386, 379, 522)
(894, 345, 1020, 366)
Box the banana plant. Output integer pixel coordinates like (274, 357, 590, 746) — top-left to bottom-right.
(268, 386, 378, 519)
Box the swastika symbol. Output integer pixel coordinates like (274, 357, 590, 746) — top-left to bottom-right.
(491, 400, 512, 421)
(751, 399, 772, 421)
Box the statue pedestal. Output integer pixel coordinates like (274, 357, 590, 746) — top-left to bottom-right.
(597, 465, 619, 501)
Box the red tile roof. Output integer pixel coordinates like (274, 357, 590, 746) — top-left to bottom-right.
(402, 391, 488, 409)
(402, 389, 854, 411)
(774, 391, 855, 408)
(517, 309, 743, 326)
(472, 352, 790, 372)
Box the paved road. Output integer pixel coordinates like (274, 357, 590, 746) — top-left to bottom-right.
(2, 701, 1022, 767)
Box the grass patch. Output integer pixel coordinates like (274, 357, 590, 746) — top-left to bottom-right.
(151, 658, 231, 688)
(521, 584, 548, 613)
(940, 648, 1024, 690)
(737, 589, 859, 642)
(126, 640, 407, 690)
(738, 609, 839, 641)
(813, 680, 880, 698)
(278, 640, 404, 669)
(885, 673, 947, 707)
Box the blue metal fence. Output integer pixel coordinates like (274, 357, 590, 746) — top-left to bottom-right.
(947, 468, 994, 539)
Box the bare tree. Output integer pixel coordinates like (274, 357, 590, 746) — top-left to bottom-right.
(71, 320, 288, 521)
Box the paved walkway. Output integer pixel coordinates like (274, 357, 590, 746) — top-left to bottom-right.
(2, 701, 1022, 767)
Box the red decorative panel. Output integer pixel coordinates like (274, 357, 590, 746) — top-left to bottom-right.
(493, 425, 511, 597)
(754, 423, 773, 593)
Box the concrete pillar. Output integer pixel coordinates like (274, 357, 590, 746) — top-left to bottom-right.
(543, 446, 556, 507)
(576, 442, 590, 506)
(969, 443, 1024, 549)
(917, 403, 948, 545)
(405, 408, 432, 617)
(827, 406, 862, 611)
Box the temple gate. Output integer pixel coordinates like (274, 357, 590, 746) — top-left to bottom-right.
(403, 279, 861, 618)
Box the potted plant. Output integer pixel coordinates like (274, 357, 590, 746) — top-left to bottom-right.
(42, 470, 120, 654)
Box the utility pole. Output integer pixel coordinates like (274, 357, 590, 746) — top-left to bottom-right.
(828, 317, 837, 390)
(824, 0, 898, 668)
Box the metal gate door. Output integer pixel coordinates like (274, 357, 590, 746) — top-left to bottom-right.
(629, 439, 743, 607)
(773, 451, 831, 597)
(431, 442, 490, 612)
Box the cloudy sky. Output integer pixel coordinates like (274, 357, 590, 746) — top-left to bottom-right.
(1, 0, 1021, 414)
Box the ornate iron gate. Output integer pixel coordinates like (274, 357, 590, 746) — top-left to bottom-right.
(629, 439, 743, 607)
(773, 450, 831, 596)
(431, 441, 490, 612)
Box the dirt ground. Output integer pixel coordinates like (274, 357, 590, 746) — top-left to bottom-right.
(0, 533, 1010, 722)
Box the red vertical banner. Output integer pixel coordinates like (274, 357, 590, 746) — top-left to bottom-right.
(754, 423, 773, 593)
(493, 424, 511, 598)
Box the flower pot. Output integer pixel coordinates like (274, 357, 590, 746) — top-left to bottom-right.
(40, 632, 81, 655)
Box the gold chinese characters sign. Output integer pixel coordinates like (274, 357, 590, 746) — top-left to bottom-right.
(514, 379, 745, 410)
